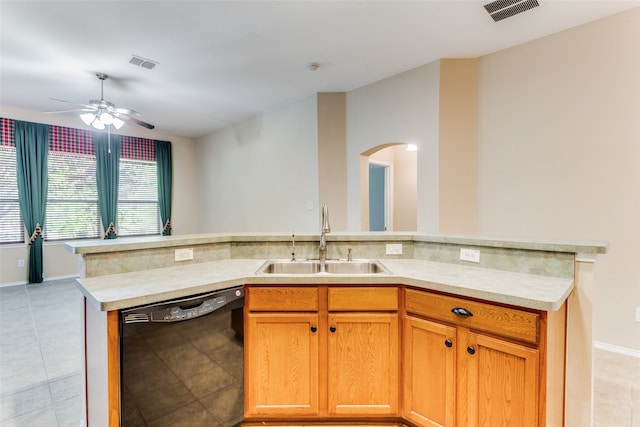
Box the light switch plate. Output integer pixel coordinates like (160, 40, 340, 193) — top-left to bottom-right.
(175, 248, 194, 261)
(636, 307, 640, 322)
(460, 248, 480, 263)
(386, 244, 402, 255)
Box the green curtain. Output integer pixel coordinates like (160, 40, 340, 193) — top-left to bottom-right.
(156, 140, 172, 236)
(95, 133, 121, 239)
(15, 120, 49, 283)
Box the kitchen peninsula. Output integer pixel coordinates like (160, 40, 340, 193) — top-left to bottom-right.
(65, 232, 606, 427)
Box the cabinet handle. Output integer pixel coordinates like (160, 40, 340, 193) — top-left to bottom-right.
(452, 307, 473, 317)
(330, 325, 337, 333)
(467, 346, 476, 355)
(444, 339, 453, 348)
(310, 325, 317, 333)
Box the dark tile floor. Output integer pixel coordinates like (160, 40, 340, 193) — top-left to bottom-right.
(0, 278, 637, 426)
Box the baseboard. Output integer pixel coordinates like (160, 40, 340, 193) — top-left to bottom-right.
(44, 274, 79, 282)
(0, 274, 78, 288)
(595, 341, 640, 358)
(0, 280, 27, 288)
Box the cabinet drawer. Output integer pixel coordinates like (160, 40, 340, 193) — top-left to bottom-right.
(247, 286, 319, 311)
(405, 288, 539, 344)
(328, 287, 398, 311)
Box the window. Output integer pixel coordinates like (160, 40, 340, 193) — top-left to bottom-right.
(0, 119, 163, 243)
(45, 151, 100, 240)
(118, 158, 160, 236)
(0, 145, 23, 244)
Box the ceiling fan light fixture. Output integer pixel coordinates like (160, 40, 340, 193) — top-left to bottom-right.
(80, 113, 95, 126)
(92, 118, 105, 130)
(112, 117, 125, 130)
(100, 112, 114, 125)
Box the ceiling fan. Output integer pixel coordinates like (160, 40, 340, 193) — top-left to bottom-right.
(45, 73, 154, 130)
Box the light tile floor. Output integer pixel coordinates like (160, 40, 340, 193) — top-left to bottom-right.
(0, 278, 83, 427)
(0, 278, 638, 426)
(594, 346, 640, 427)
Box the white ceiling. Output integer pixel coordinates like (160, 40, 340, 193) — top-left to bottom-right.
(1, 0, 639, 138)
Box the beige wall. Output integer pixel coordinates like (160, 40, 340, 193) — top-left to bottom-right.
(346, 61, 441, 232)
(438, 58, 478, 234)
(318, 93, 347, 231)
(194, 95, 320, 233)
(0, 242, 79, 285)
(476, 8, 640, 351)
(0, 106, 199, 285)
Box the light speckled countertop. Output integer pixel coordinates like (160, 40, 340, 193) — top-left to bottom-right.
(77, 258, 573, 312)
(66, 231, 608, 255)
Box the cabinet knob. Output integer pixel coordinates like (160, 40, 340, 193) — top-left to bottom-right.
(330, 325, 337, 333)
(452, 307, 473, 317)
(310, 325, 317, 333)
(467, 346, 476, 355)
(444, 339, 453, 348)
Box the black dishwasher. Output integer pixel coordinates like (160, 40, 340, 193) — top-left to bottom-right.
(119, 286, 244, 427)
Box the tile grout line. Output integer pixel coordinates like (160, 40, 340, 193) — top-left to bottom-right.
(29, 283, 62, 427)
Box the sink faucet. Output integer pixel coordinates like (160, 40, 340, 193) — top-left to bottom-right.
(319, 203, 331, 267)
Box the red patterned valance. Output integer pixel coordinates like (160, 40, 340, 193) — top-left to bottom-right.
(49, 125, 94, 154)
(121, 136, 155, 161)
(1, 118, 15, 147)
(0, 117, 158, 161)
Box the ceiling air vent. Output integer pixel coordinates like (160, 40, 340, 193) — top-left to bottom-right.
(129, 54, 158, 70)
(484, 0, 540, 22)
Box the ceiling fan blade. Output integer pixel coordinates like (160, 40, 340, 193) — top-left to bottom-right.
(114, 107, 140, 116)
(43, 108, 94, 114)
(116, 114, 155, 130)
(49, 97, 97, 110)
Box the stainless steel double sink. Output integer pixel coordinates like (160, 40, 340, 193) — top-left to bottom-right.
(256, 259, 390, 275)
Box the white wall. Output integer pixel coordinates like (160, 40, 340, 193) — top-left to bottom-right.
(195, 95, 319, 233)
(346, 62, 441, 232)
(476, 8, 640, 351)
(0, 106, 199, 284)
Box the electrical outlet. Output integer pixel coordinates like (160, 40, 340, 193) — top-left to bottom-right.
(386, 244, 402, 255)
(636, 307, 640, 322)
(175, 248, 194, 261)
(18, 259, 25, 268)
(460, 248, 480, 263)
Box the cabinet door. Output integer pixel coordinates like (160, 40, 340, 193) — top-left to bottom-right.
(245, 313, 319, 417)
(403, 316, 456, 427)
(327, 313, 399, 415)
(457, 328, 539, 427)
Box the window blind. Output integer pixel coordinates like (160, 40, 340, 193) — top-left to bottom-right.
(45, 151, 101, 240)
(118, 159, 160, 236)
(0, 146, 23, 244)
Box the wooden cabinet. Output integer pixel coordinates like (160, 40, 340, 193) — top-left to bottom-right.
(246, 285, 564, 426)
(326, 286, 399, 415)
(327, 312, 399, 415)
(245, 287, 320, 417)
(457, 328, 539, 427)
(245, 285, 400, 420)
(404, 288, 565, 427)
(403, 315, 456, 427)
(245, 312, 320, 416)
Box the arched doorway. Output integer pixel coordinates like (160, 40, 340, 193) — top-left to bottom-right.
(360, 143, 417, 231)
